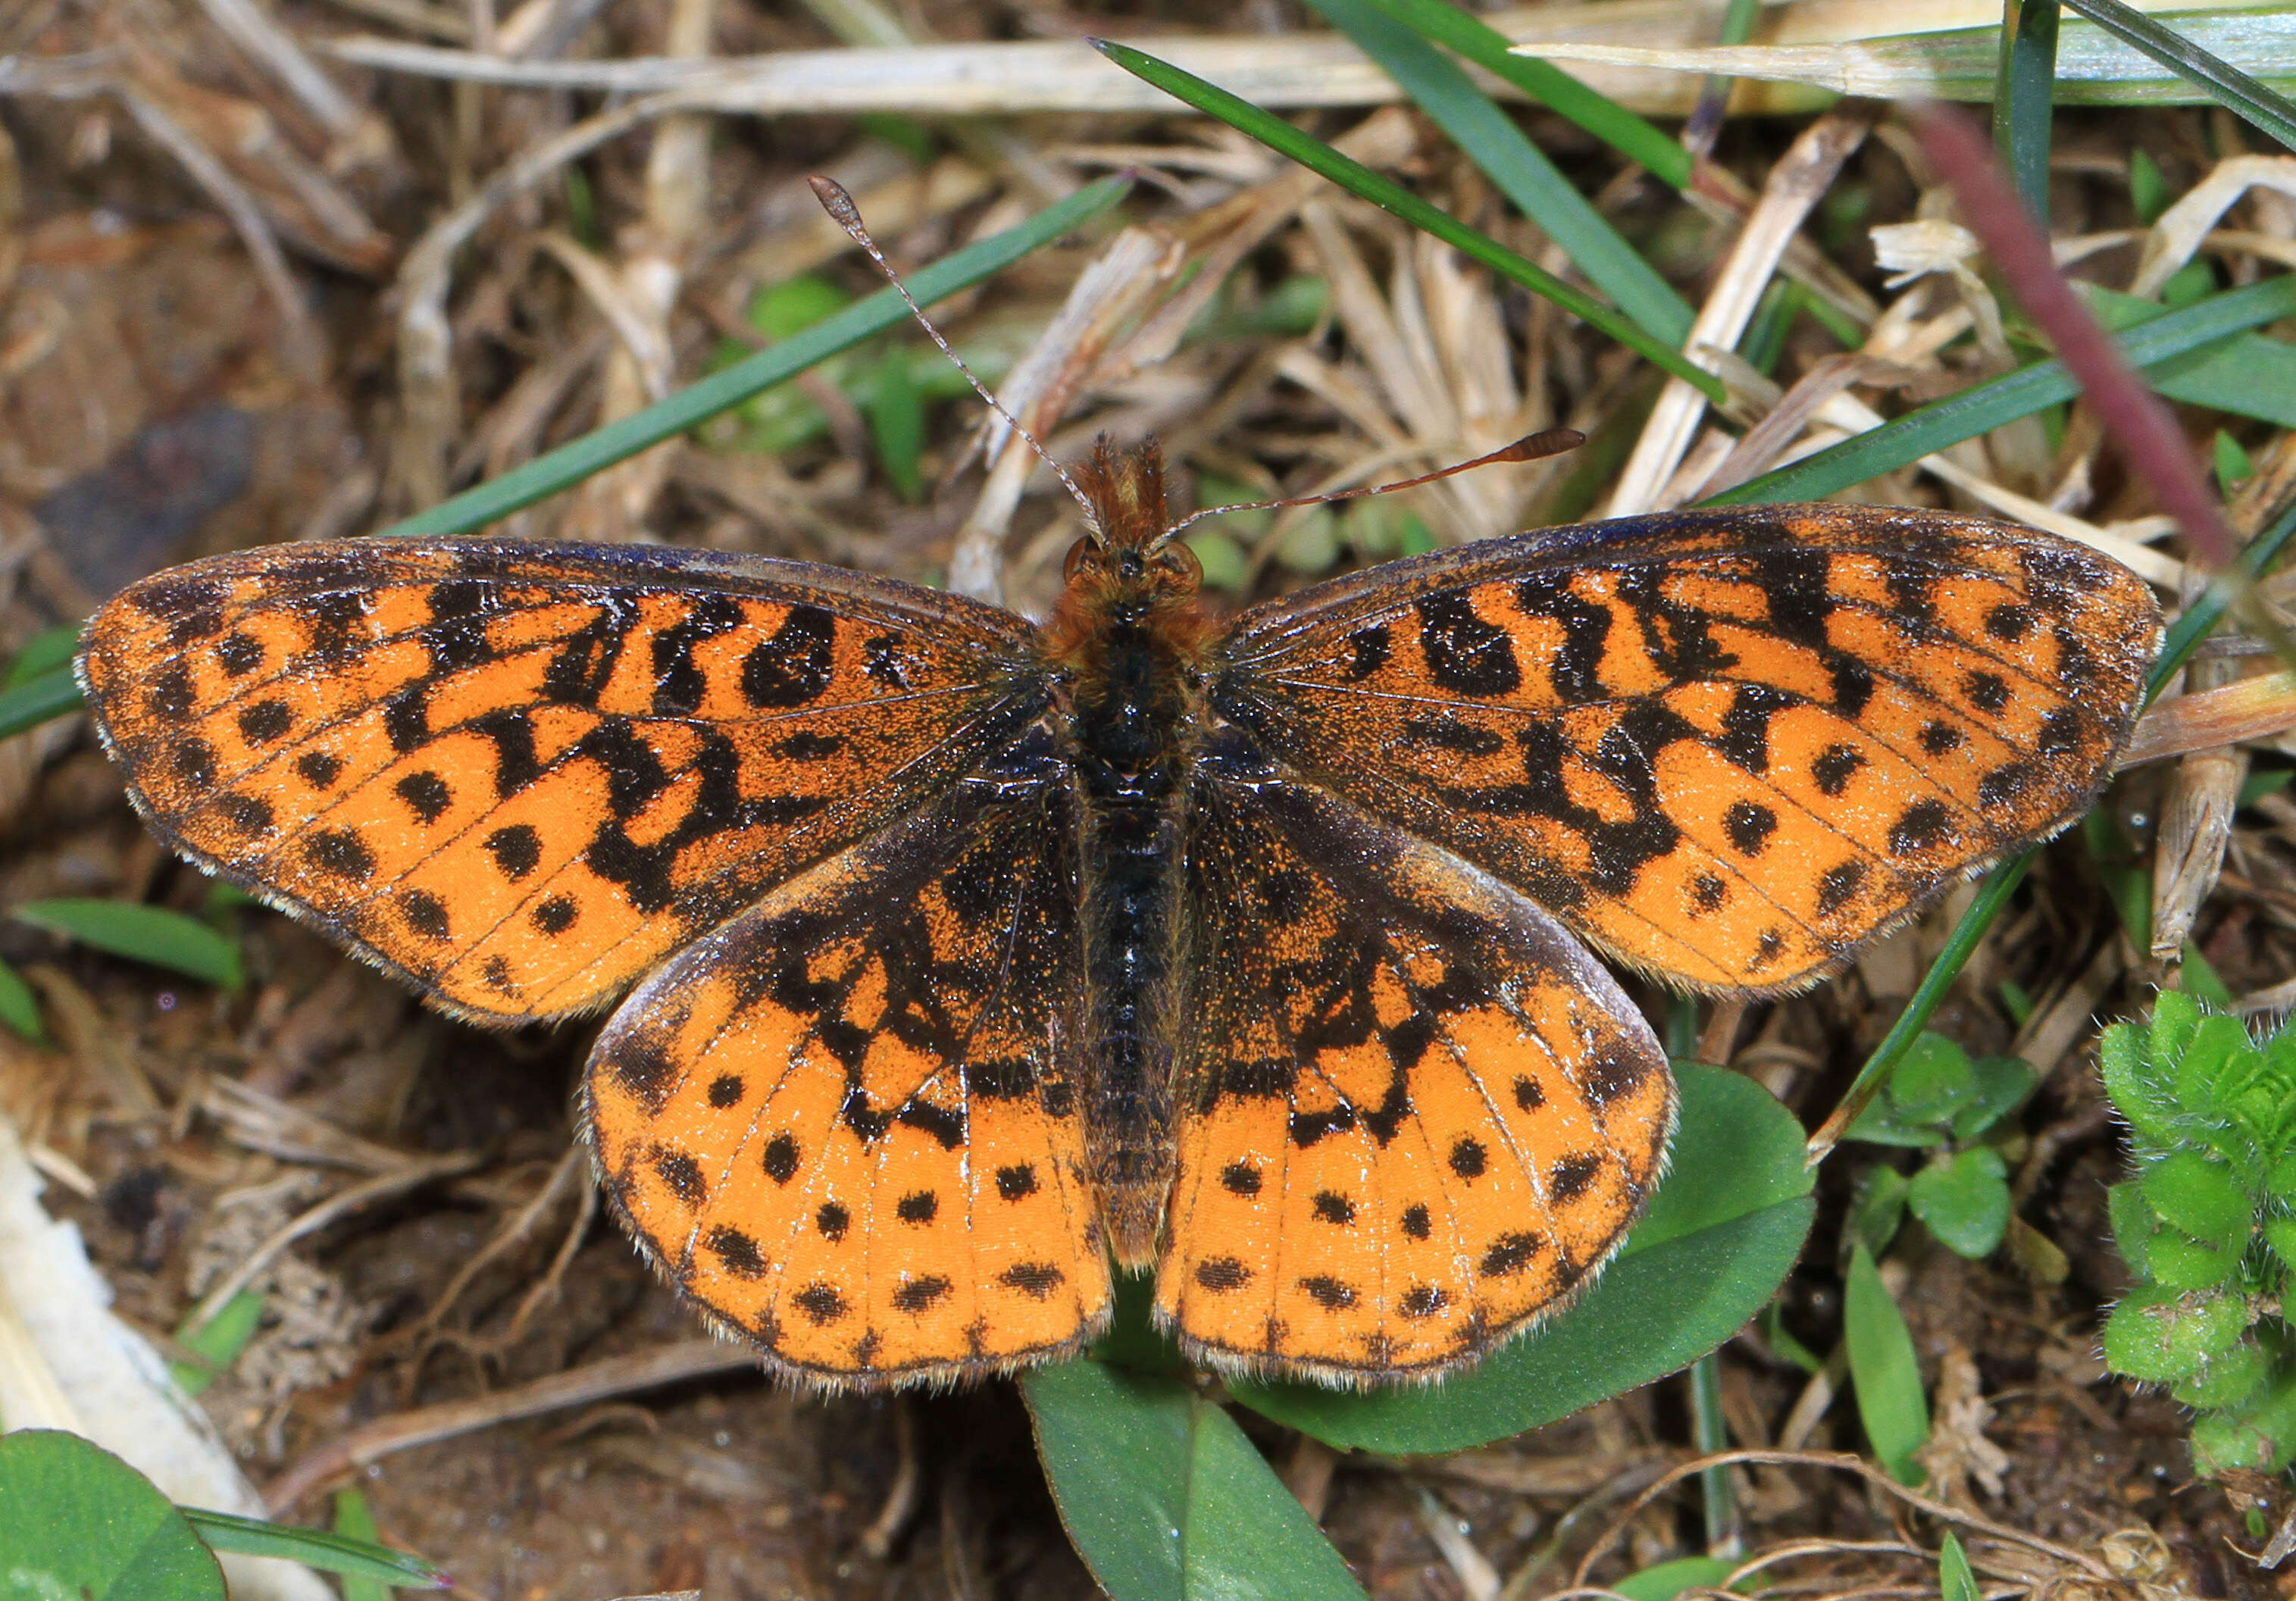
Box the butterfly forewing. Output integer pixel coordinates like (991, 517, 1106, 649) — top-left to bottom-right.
(1214, 505, 2160, 996)
(585, 752, 1107, 1386)
(79, 541, 1046, 1022)
(1158, 745, 1673, 1381)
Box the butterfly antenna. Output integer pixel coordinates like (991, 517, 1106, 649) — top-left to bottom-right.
(808, 176, 1097, 528)
(1159, 429, 1587, 540)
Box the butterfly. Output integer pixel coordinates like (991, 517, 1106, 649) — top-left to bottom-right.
(76, 441, 2160, 1389)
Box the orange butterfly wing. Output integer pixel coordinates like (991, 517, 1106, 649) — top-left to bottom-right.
(1215, 505, 2160, 995)
(77, 541, 1044, 1022)
(585, 747, 1108, 1386)
(1157, 744, 1672, 1380)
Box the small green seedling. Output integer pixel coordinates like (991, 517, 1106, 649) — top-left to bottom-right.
(1844, 1031, 2035, 1260)
(2097, 992, 2296, 1477)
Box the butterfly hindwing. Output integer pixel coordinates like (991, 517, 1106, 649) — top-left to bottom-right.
(1157, 740, 1674, 1381)
(586, 749, 1109, 1387)
(78, 540, 1046, 1022)
(1214, 505, 2160, 995)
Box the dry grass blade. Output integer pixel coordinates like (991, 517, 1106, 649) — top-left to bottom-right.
(1610, 106, 1872, 514)
(1570, 1450, 2119, 1588)
(185, 1148, 485, 1329)
(261, 1339, 759, 1512)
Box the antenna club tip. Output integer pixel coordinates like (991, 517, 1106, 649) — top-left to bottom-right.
(1500, 427, 1584, 463)
(808, 174, 862, 226)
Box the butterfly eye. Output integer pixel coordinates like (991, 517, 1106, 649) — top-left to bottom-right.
(1156, 540, 1203, 586)
(1062, 539, 1096, 582)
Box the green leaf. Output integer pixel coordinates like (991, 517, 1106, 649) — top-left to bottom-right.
(1706, 274, 2296, 507)
(1888, 1033, 1976, 1125)
(2101, 1284, 2251, 1381)
(1844, 1243, 1928, 1485)
(2169, 1335, 2270, 1409)
(1907, 1148, 2011, 1258)
(2129, 146, 2169, 224)
(0, 954, 45, 1041)
(1353, 0, 1691, 187)
(2108, 1180, 2159, 1277)
(1229, 1065, 1813, 1452)
(1948, 1055, 2039, 1142)
(1761, 1301, 1825, 1373)
(378, 174, 1131, 543)
(1939, 1532, 1980, 1601)
(180, 1506, 448, 1589)
(0, 1430, 225, 1600)
(1022, 1362, 1366, 1600)
(334, 1488, 394, 1601)
(2143, 1149, 2256, 1247)
(1183, 530, 1249, 591)
(2060, 0, 2296, 155)
(1615, 1556, 1741, 1601)
(867, 345, 926, 503)
(1087, 39, 1724, 402)
(170, 1290, 265, 1397)
(1993, 0, 2060, 220)
(2102, 1019, 2183, 1149)
(1303, 0, 1692, 345)
(1847, 1164, 1910, 1259)
(746, 274, 854, 340)
(1996, 979, 2035, 1029)
(2239, 767, 2291, 808)
(0, 661, 86, 740)
(15, 899, 244, 990)
(2216, 430, 2257, 491)
(5, 622, 83, 688)
(2191, 1372, 2296, 1475)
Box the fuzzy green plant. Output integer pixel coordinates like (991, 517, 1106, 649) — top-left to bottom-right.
(2099, 990, 2296, 1476)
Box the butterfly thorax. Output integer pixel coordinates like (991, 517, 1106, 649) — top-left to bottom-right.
(1040, 442, 1215, 1265)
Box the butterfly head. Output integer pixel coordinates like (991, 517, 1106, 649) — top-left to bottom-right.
(1044, 436, 1212, 671)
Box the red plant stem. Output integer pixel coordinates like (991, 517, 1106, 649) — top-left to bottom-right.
(1913, 102, 2233, 571)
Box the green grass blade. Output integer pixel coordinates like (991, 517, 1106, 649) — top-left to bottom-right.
(1994, 0, 2061, 218)
(0, 955, 44, 1042)
(2060, 0, 2296, 154)
(180, 1509, 448, 1588)
(1941, 1534, 1981, 1601)
(377, 174, 1131, 542)
(0, 662, 85, 740)
(14, 899, 245, 990)
(1090, 39, 1725, 403)
(1844, 1243, 1930, 1484)
(1705, 274, 2296, 506)
(1305, 0, 1693, 345)
(5, 623, 83, 688)
(1353, 0, 1690, 188)
(170, 1290, 265, 1397)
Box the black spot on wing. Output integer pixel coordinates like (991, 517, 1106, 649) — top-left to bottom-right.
(1415, 593, 1521, 697)
(741, 606, 836, 708)
(892, 1276, 951, 1313)
(395, 770, 451, 824)
(1196, 1257, 1251, 1293)
(1811, 743, 1866, 797)
(708, 1225, 767, 1277)
(1888, 798, 1955, 856)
